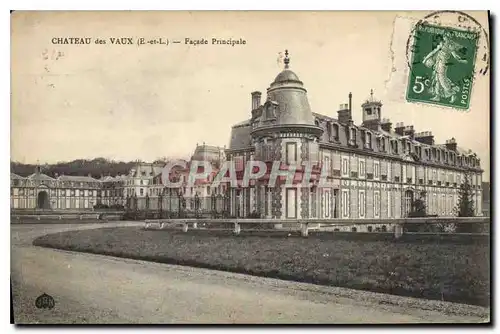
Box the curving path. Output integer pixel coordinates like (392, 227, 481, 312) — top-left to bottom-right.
(11, 222, 489, 324)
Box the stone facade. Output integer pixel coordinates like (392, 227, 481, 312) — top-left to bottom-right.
(225, 51, 484, 220)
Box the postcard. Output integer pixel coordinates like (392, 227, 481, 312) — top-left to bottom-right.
(11, 11, 490, 324)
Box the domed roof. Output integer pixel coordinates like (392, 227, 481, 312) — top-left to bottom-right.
(273, 69, 301, 83)
(262, 50, 314, 126)
(251, 50, 323, 139)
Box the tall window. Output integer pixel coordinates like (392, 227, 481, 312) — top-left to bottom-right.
(374, 191, 380, 217)
(342, 157, 349, 177)
(441, 194, 446, 215)
(433, 193, 437, 215)
(374, 161, 380, 179)
(387, 191, 392, 218)
(324, 156, 331, 176)
(286, 142, 297, 165)
(342, 190, 349, 218)
(359, 160, 366, 178)
(359, 190, 365, 218)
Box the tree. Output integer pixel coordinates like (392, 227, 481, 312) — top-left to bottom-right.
(453, 173, 478, 233)
(408, 191, 427, 218)
(406, 191, 432, 232)
(454, 173, 475, 217)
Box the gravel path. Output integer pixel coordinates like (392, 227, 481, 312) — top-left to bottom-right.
(11, 223, 490, 324)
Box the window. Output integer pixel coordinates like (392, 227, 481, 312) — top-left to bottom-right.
(349, 128, 357, 145)
(365, 132, 372, 149)
(359, 190, 365, 218)
(359, 160, 366, 178)
(433, 193, 437, 215)
(391, 140, 397, 154)
(374, 191, 380, 217)
(286, 142, 297, 165)
(342, 190, 349, 218)
(324, 156, 331, 176)
(342, 157, 349, 177)
(387, 192, 392, 218)
(332, 123, 339, 140)
(140, 188, 144, 196)
(374, 161, 380, 179)
(441, 194, 446, 215)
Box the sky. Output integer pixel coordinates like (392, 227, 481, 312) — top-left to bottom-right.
(10, 11, 490, 180)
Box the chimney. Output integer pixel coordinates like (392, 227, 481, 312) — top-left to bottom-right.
(337, 103, 352, 124)
(348, 92, 352, 112)
(404, 125, 415, 140)
(381, 118, 392, 132)
(414, 131, 435, 145)
(445, 137, 457, 151)
(394, 122, 405, 136)
(251, 91, 262, 110)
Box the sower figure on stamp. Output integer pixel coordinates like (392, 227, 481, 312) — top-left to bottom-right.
(422, 34, 468, 103)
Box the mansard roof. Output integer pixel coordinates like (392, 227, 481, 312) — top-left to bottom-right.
(10, 173, 25, 179)
(130, 163, 164, 177)
(58, 175, 99, 183)
(27, 173, 55, 181)
(229, 120, 253, 151)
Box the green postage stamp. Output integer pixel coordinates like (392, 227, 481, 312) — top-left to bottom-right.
(406, 24, 479, 109)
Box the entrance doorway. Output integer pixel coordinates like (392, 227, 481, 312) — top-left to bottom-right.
(37, 191, 50, 209)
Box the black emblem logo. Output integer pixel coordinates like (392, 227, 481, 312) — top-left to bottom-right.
(35, 293, 55, 310)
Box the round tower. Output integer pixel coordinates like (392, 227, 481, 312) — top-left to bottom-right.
(252, 50, 323, 220)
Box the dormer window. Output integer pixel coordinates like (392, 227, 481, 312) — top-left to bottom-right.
(391, 140, 398, 154)
(406, 141, 411, 153)
(365, 131, 372, 149)
(332, 123, 339, 141)
(380, 136, 386, 152)
(326, 121, 332, 139)
(348, 127, 356, 146)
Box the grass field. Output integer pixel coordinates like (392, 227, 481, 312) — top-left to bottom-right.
(33, 227, 490, 307)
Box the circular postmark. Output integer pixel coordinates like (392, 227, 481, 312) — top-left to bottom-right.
(406, 11, 489, 79)
(404, 11, 489, 109)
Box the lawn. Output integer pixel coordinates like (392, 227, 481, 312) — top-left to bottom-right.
(33, 227, 490, 307)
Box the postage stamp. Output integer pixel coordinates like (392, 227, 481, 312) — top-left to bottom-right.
(406, 24, 479, 109)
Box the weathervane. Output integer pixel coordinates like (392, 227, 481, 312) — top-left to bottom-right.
(284, 49, 290, 69)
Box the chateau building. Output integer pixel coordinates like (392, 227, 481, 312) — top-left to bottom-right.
(10, 168, 101, 210)
(225, 50, 484, 220)
(10, 52, 484, 219)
